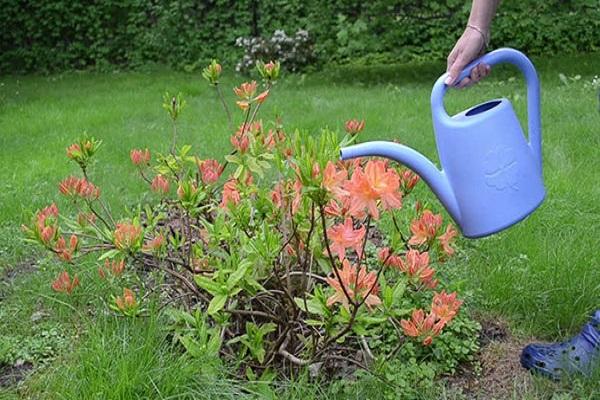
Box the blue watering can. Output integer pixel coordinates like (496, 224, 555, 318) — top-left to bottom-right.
(340, 48, 545, 238)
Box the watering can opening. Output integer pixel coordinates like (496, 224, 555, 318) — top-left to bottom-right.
(465, 99, 502, 117)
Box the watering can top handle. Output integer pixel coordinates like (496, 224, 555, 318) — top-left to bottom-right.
(431, 48, 539, 107)
(431, 47, 542, 168)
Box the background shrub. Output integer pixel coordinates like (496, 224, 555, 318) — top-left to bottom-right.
(1, 0, 599, 73)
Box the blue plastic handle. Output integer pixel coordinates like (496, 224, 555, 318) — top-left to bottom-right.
(431, 48, 542, 170)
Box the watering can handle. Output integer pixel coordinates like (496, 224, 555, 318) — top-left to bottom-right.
(431, 47, 542, 170)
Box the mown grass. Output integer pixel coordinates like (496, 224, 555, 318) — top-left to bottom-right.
(0, 53, 599, 398)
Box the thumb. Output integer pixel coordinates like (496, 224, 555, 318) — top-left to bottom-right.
(445, 55, 467, 86)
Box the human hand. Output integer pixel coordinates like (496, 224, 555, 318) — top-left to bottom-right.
(446, 27, 491, 88)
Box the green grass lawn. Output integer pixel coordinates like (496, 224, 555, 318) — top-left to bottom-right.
(0, 53, 599, 398)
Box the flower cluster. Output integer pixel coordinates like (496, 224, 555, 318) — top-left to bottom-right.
(343, 160, 402, 219)
(233, 81, 269, 111)
(400, 291, 463, 346)
(22, 203, 59, 246)
(379, 248, 438, 289)
(409, 210, 458, 256)
(130, 148, 151, 166)
(52, 271, 79, 295)
(344, 119, 365, 135)
(59, 176, 100, 200)
(98, 258, 125, 279)
(111, 288, 140, 316)
(326, 259, 381, 311)
(113, 221, 143, 251)
(66, 136, 101, 169)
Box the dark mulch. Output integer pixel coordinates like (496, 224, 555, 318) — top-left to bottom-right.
(0, 362, 33, 388)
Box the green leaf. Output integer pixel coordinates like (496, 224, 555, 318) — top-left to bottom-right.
(255, 347, 266, 364)
(207, 334, 222, 356)
(392, 281, 406, 302)
(234, 165, 244, 179)
(98, 249, 120, 261)
(180, 144, 192, 157)
(226, 260, 251, 291)
(194, 275, 223, 296)
(294, 297, 325, 315)
(351, 323, 369, 336)
(207, 294, 227, 315)
(225, 154, 240, 164)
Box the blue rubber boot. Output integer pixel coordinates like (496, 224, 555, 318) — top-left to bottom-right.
(520, 310, 600, 380)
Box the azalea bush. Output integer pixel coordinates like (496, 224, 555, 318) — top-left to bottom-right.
(22, 59, 479, 379)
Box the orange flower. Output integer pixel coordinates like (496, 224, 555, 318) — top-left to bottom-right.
(236, 100, 250, 111)
(142, 235, 164, 252)
(231, 126, 250, 153)
(66, 143, 81, 160)
(59, 176, 100, 200)
(402, 250, 438, 289)
(130, 149, 151, 166)
(23, 204, 60, 246)
(233, 81, 257, 100)
(322, 161, 348, 198)
(344, 160, 402, 219)
(326, 259, 381, 311)
(399, 169, 420, 192)
(438, 224, 458, 256)
(324, 194, 366, 219)
(51, 271, 79, 294)
(271, 182, 284, 209)
(270, 179, 302, 215)
(327, 218, 366, 261)
(55, 234, 78, 262)
(344, 119, 365, 135)
(115, 288, 137, 312)
(151, 175, 170, 195)
(400, 309, 442, 346)
(431, 290, 463, 327)
(378, 247, 403, 269)
(198, 159, 223, 185)
(254, 90, 269, 104)
(263, 129, 285, 150)
(221, 179, 241, 208)
(106, 258, 126, 276)
(113, 222, 142, 251)
(408, 210, 442, 246)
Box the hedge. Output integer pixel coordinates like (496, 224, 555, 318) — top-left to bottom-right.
(1, 0, 599, 73)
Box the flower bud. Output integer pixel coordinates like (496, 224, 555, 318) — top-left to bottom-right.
(202, 59, 222, 86)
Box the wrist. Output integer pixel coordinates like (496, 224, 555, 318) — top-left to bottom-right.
(466, 24, 490, 48)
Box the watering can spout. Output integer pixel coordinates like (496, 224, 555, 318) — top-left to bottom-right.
(340, 141, 462, 223)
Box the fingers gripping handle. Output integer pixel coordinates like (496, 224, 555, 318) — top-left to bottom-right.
(430, 48, 542, 170)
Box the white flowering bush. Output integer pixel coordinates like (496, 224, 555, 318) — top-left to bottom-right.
(235, 29, 314, 73)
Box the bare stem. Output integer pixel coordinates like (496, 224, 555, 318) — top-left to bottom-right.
(319, 204, 355, 307)
(215, 85, 234, 132)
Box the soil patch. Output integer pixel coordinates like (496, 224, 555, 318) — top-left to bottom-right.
(0, 362, 33, 388)
(0, 258, 38, 284)
(448, 315, 539, 399)
(0, 258, 38, 299)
